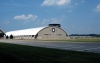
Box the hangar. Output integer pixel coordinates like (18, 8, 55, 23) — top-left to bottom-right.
(6, 24, 68, 40)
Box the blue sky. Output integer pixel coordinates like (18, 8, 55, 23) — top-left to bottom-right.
(0, 0, 100, 34)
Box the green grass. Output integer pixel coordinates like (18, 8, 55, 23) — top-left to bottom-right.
(0, 42, 100, 63)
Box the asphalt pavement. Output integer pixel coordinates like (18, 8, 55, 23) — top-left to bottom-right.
(0, 39, 100, 53)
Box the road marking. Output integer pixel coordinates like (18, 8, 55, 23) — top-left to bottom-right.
(82, 47, 100, 51)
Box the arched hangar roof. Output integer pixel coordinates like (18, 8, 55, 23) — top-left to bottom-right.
(37, 27, 68, 36)
(6, 27, 46, 36)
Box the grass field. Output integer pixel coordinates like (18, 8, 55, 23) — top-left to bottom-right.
(43, 38, 100, 42)
(0, 42, 100, 63)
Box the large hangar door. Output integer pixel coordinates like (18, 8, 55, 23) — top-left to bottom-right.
(44, 34, 51, 40)
(51, 34, 62, 39)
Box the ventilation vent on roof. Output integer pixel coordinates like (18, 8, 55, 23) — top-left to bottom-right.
(49, 24, 61, 27)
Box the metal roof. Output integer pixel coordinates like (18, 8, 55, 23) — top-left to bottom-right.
(6, 27, 46, 36)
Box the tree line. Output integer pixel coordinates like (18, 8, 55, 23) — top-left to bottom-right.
(69, 34, 100, 37)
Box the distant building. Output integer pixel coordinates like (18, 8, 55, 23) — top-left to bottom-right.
(0, 30, 5, 38)
(6, 24, 68, 40)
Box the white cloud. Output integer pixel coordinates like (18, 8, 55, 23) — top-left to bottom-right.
(42, 18, 59, 24)
(37, 16, 65, 26)
(41, 0, 71, 6)
(95, 4, 100, 12)
(14, 14, 37, 20)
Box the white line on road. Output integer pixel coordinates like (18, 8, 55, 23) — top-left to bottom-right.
(83, 47, 100, 51)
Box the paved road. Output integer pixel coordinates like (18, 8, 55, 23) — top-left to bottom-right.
(0, 39, 100, 53)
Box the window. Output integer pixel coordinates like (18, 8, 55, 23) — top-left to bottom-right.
(52, 28, 55, 32)
(57, 34, 62, 36)
(32, 35, 34, 37)
(44, 34, 51, 35)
